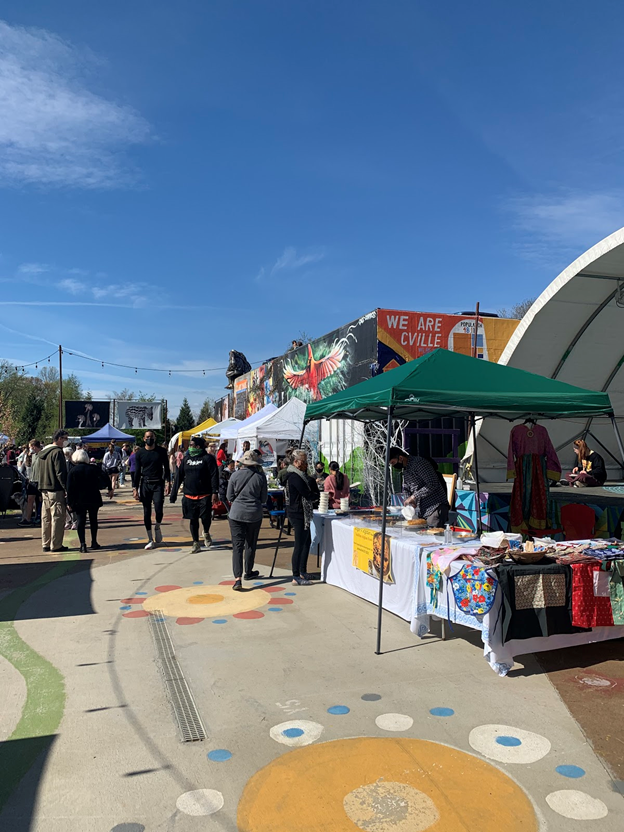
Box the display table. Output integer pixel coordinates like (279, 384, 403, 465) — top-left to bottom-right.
(410, 543, 624, 676)
(319, 514, 439, 622)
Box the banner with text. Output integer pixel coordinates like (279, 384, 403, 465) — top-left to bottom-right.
(116, 401, 162, 430)
(352, 526, 395, 584)
(377, 309, 519, 372)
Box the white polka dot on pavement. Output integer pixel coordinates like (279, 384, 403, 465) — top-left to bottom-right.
(375, 713, 414, 732)
(546, 790, 608, 820)
(176, 789, 224, 816)
(269, 720, 324, 747)
(468, 724, 551, 764)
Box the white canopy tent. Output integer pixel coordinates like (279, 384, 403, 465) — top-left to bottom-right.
(220, 404, 278, 440)
(474, 227, 624, 482)
(237, 397, 306, 442)
(197, 417, 240, 437)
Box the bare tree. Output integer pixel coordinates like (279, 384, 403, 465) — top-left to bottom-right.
(497, 298, 536, 319)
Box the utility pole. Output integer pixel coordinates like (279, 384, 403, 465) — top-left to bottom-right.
(58, 345, 63, 430)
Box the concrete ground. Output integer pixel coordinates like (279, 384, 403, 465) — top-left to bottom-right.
(0, 487, 623, 830)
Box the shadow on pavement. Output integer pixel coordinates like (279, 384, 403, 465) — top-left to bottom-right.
(0, 560, 94, 622)
(0, 735, 56, 828)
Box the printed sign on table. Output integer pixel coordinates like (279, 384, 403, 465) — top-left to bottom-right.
(352, 526, 394, 584)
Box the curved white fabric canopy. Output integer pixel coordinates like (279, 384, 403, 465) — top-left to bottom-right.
(477, 227, 624, 481)
(220, 403, 278, 439)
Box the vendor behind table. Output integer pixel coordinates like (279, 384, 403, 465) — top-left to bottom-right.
(388, 446, 449, 528)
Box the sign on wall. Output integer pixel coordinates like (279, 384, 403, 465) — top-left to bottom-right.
(116, 401, 162, 430)
(377, 309, 520, 372)
(65, 400, 110, 430)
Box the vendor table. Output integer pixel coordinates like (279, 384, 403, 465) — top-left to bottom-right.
(411, 543, 624, 675)
(317, 514, 624, 676)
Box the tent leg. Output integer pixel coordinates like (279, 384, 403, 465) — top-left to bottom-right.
(375, 409, 393, 656)
(609, 414, 624, 478)
(471, 413, 483, 536)
(298, 419, 307, 450)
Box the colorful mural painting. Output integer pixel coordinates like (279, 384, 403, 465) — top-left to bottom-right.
(377, 309, 520, 372)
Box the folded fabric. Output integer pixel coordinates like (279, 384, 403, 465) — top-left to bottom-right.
(571, 563, 614, 628)
(609, 560, 624, 625)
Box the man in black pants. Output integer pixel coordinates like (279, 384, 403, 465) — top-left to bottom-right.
(133, 430, 170, 549)
(170, 435, 219, 553)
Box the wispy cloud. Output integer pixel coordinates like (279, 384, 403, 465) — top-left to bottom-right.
(271, 246, 325, 275)
(0, 19, 151, 188)
(255, 246, 326, 282)
(57, 277, 84, 294)
(506, 190, 624, 268)
(18, 262, 51, 275)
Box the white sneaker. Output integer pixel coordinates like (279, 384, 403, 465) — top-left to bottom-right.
(145, 540, 156, 550)
(203, 533, 212, 549)
(154, 526, 163, 544)
(190, 541, 201, 554)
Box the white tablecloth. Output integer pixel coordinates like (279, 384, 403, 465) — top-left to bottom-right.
(410, 545, 624, 675)
(320, 517, 437, 622)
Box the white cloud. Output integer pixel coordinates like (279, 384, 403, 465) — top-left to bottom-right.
(0, 20, 151, 188)
(270, 246, 325, 275)
(506, 191, 624, 267)
(18, 262, 50, 274)
(57, 277, 85, 294)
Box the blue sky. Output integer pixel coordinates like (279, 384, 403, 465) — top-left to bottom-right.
(1, 1, 624, 415)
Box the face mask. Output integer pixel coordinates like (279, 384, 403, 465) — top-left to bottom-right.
(145, 437, 155, 447)
(62, 439, 69, 448)
(392, 461, 404, 471)
(316, 467, 324, 474)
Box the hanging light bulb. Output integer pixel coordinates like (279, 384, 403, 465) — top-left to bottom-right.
(101, 362, 104, 368)
(135, 368, 138, 374)
(35, 363, 38, 369)
(203, 370, 205, 375)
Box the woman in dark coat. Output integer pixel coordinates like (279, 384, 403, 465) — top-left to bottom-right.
(286, 449, 319, 585)
(66, 449, 112, 553)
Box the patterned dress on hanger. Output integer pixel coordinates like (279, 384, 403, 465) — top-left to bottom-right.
(507, 423, 561, 536)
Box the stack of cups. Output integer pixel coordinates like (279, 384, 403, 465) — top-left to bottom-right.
(319, 493, 330, 513)
(340, 497, 349, 512)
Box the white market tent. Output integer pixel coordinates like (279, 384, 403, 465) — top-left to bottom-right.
(476, 226, 624, 481)
(197, 417, 240, 437)
(237, 397, 306, 442)
(220, 403, 278, 440)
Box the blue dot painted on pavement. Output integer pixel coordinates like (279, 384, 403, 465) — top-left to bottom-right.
(282, 728, 304, 738)
(212, 619, 228, 624)
(192, 581, 203, 585)
(496, 735, 522, 747)
(151, 617, 165, 623)
(135, 591, 147, 595)
(556, 765, 586, 779)
(268, 607, 283, 612)
(120, 605, 132, 611)
(254, 582, 263, 586)
(328, 705, 350, 715)
(207, 749, 232, 762)
(284, 592, 296, 596)
(430, 707, 455, 717)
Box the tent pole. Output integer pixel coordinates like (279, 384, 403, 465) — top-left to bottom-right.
(298, 418, 307, 450)
(375, 408, 393, 655)
(471, 412, 483, 535)
(609, 413, 624, 477)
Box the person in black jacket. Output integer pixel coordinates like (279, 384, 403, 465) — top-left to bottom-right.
(564, 439, 607, 487)
(219, 457, 235, 506)
(66, 449, 113, 553)
(286, 449, 319, 585)
(170, 435, 220, 553)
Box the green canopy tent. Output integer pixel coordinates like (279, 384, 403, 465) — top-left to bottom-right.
(302, 348, 617, 653)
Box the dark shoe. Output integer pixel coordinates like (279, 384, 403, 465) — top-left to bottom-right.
(18, 518, 31, 526)
(301, 572, 315, 581)
(51, 545, 69, 553)
(244, 570, 260, 580)
(80, 545, 88, 554)
(42, 547, 50, 552)
(232, 579, 243, 591)
(90, 542, 101, 550)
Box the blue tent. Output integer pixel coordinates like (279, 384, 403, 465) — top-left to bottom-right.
(82, 423, 135, 442)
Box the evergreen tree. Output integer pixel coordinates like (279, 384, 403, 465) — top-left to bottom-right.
(197, 397, 214, 423)
(176, 398, 195, 432)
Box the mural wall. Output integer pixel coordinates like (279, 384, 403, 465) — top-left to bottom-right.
(376, 309, 519, 372)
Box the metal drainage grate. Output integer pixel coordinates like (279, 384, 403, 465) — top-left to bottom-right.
(148, 611, 207, 742)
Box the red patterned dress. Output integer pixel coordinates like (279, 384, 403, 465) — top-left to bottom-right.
(507, 423, 561, 537)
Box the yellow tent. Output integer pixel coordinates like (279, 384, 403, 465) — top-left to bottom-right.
(178, 417, 217, 444)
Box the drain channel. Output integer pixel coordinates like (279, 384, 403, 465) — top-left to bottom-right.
(148, 611, 207, 742)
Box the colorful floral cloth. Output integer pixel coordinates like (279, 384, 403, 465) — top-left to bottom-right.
(449, 564, 498, 616)
(609, 561, 624, 625)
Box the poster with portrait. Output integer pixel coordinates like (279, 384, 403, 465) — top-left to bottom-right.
(116, 401, 162, 430)
(352, 526, 394, 584)
(65, 400, 110, 430)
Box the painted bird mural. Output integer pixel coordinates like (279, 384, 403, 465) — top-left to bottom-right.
(283, 341, 346, 400)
